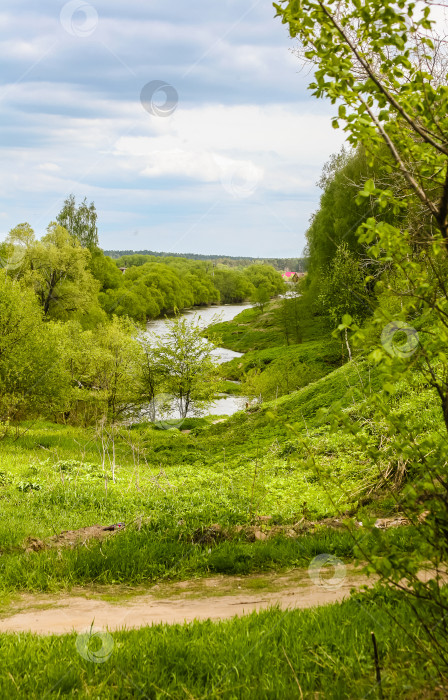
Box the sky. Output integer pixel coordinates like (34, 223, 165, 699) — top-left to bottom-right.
(0, 0, 347, 257)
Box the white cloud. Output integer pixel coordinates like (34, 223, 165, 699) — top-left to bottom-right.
(36, 162, 61, 172)
(113, 103, 344, 194)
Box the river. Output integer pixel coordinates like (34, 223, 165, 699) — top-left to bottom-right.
(144, 303, 253, 422)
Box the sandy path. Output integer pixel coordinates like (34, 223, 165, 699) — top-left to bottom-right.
(0, 567, 371, 635)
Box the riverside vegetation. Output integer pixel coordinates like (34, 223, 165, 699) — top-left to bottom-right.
(2, 0, 448, 695)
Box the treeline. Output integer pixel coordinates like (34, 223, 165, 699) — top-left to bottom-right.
(106, 250, 308, 272)
(0, 281, 217, 427)
(94, 255, 286, 322)
(0, 217, 286, 328)
(101, 254, 286, 320)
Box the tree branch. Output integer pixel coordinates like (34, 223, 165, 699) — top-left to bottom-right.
(359, 96, 443, 230)
(317, 0, 448, 156)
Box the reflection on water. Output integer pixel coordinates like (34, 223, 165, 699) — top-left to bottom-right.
(143, 303, 252, 422)
(205, 394, 246, 417)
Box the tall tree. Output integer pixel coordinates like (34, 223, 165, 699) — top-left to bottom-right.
(62, 317, 144, 425)
(8, 222, 100, 320)
(250, 284, 270, 312)
(57, 194, 99, 250)
(275, 293, 303, 345)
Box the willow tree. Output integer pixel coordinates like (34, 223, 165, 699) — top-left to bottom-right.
(6, 222, 100, 320)
(275, 0, 448, 669)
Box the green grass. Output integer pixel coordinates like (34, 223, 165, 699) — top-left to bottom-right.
(0, 590, 442, 698)
(207, 305, 287, 351)
(0, 353, 441, 593)
(0, 519, 418, 592)
(0, 302, 443, 595)
(207, 300, 335, 353)
(221, 339, 341, 382)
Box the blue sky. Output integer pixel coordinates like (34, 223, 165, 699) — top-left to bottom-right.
(0, 0, 346, 256)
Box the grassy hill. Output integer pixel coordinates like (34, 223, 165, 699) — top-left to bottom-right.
(0, 300, 445, 697)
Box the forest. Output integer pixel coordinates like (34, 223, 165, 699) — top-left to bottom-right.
(1, 0, 448, 697)
(104, 249, 308, 272)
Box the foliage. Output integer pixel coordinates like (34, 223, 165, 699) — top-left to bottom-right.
(250, 284, 271, 312)
(276, 0, 448, 667)
(110, 249, 308, 271)
(145, 315, 220, 419)
(0, 276, 68, 421)
(56, 193, 99, 250)
(212, 266, 254, 303)
(6, 222, 101, 321)
(241, 355, 322, 402)
(89, 249, 123, 291)
(274, 293, 303, 345)
(62, 317, 144, 424)
(244, 263, 287, 297)
(275, 0, 448, 241)
(318, 243, 369, 327)
(4, 215, 287, 326)
(306, 146, 399, 273)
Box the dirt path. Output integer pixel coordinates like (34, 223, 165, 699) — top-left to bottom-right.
(0, 566, 371, 635)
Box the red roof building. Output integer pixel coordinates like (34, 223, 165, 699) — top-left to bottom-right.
(281, 271, 304, 283)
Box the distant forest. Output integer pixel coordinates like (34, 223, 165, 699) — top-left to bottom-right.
(104, 250, 308, 272)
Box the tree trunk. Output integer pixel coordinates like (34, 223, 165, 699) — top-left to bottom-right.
(345, 328, 352, 361)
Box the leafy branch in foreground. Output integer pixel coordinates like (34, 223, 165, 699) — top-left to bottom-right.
(275, 0, 448, 671)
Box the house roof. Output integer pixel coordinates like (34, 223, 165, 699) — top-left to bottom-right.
(282, 271, 299, 278)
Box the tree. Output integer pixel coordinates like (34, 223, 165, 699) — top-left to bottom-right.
(275, 0, 448, 241)
(8, 222, 101, 321)
(251, 284, 270, 312)
(318, 243, 370, 359)
(56, 194, 99, 250)
(147, 315, 219, 420)
(244, 264, 286, 297)
(62, 317, 144, 425)
(0, 277, 69, 422)
(1, 223, 34, 276)
(275, 292, 303, 345)
(89, 249, 123, 291)
(306, 145, 400, 274)
(213, 267, 254, 303)
(241, 354, 321, 403)
(138, 343, 164, 422)
(276, 0, 448, 669)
